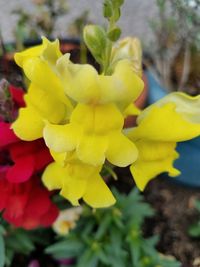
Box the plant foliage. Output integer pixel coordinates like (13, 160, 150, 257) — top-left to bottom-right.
(46, 188, 181, 267)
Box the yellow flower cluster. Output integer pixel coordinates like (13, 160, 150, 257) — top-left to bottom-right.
(12, 37, 200, 208)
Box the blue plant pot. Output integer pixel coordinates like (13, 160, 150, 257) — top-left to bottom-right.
(146, 70, 200, 187)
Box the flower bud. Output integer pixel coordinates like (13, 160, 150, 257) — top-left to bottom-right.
(111, 37, 142, 76)
(83, 25, 107, 64)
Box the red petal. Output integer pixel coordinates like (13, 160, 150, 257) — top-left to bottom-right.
(6, 155, 34, 183)
(40, 204, 59, 227)
(34, 147, 53, 171)
(0, 122, 19, 148)
(9, 85, 25, 107)
(27, 187, 51, 216)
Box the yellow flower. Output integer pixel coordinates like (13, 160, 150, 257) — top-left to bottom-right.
(42, 159, 116, 208)
(53, 207, 82, 235)
(56, 55, 144, 110)
(12, 37, 73, 141)
(111, 37, 142, 77)
(44, 103, 138, 167)
(128, 92, 200, 190)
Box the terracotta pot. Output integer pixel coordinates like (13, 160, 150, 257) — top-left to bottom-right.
(124, 73, 148, 128)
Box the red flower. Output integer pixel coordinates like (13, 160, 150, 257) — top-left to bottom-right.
(0, 172, 58, 229)
(0, 84, 59, 228)
(0, 85, 53, 183)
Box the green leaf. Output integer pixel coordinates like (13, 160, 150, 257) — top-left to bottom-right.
(195, 200, 200, 212)
(45, 239, 83, 259)
(5, 229, 35, 256)
(103, 0, 113, 18)
(107, 27, 121, 41)
(76, 249, 98, 267)
(188, 222, 200, 237)
(115, 0, 124, 6)
(0, 234, 5, 267)
(95, 213, 112, 240)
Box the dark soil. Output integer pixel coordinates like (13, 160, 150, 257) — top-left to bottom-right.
(143, 176, 200, 267)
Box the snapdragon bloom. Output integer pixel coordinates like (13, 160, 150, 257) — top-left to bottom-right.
(0, 172, 58, 229)
(0, 84, 58, 228)
(12, 38, 200, 208)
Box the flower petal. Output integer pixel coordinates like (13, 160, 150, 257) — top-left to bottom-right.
(25, 83, 68, 124)
(130, 151, 180, 191)
(43, 123, 79, 152)
(106, 132, 138, 167)
(83, 174, 116, 208)
(0, 122, 18, 148)
(6, 155, 34, 183)
(42, 162, 64, 190)
(77, 134, 108, 166)
(12, 106, 44, 141)
(129, 103, 200, 142)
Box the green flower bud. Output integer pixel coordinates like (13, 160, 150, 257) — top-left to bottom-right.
(107, 27, 121, 41)
(83, 25, 107, 64)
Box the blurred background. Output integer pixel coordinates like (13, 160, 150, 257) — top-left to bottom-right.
(0, 0, 156, 43)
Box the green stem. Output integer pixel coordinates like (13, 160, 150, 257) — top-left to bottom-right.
(102, 19, 115, 74)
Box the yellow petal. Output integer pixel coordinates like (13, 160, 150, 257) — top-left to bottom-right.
(57, 55, 100, 104)
(61, 163, 98, 206)
(83, 174, 116, 208)
(61, 176, 87, 206)
(25, 83, 67, 124)
(94, 104, 124, 133)
(14, 44, 44, 67)
(77, 134, 108, 166)
(130, 151, 180, 191)
(71, 103, 124, 134)
(111, 37, 142, 77)
(135, 140, 176, 161)
(106, 131, 138, 167)
(12, 106, 44, 141)
(129, 102, 200, 142)
(99, 60, 144, 109)
(148, 92, 200, 124)
(16, 39, 72, 110)
(15, 37, 61, 68)
(57, 56, 144, 109)
(42, 162, 64, 190)
(124, 103, 141, 116)
(50, 150, 67, 166)
(43, 123, 80, 153)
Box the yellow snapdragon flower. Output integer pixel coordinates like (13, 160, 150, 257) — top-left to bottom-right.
(42, 158, 116, 208)
(128, 92, 200, 190)
(12, 37, 73, 141)
(43, 54, 144, 167)
(44, 103, 138, 167)
(56, 55, 144, 110)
